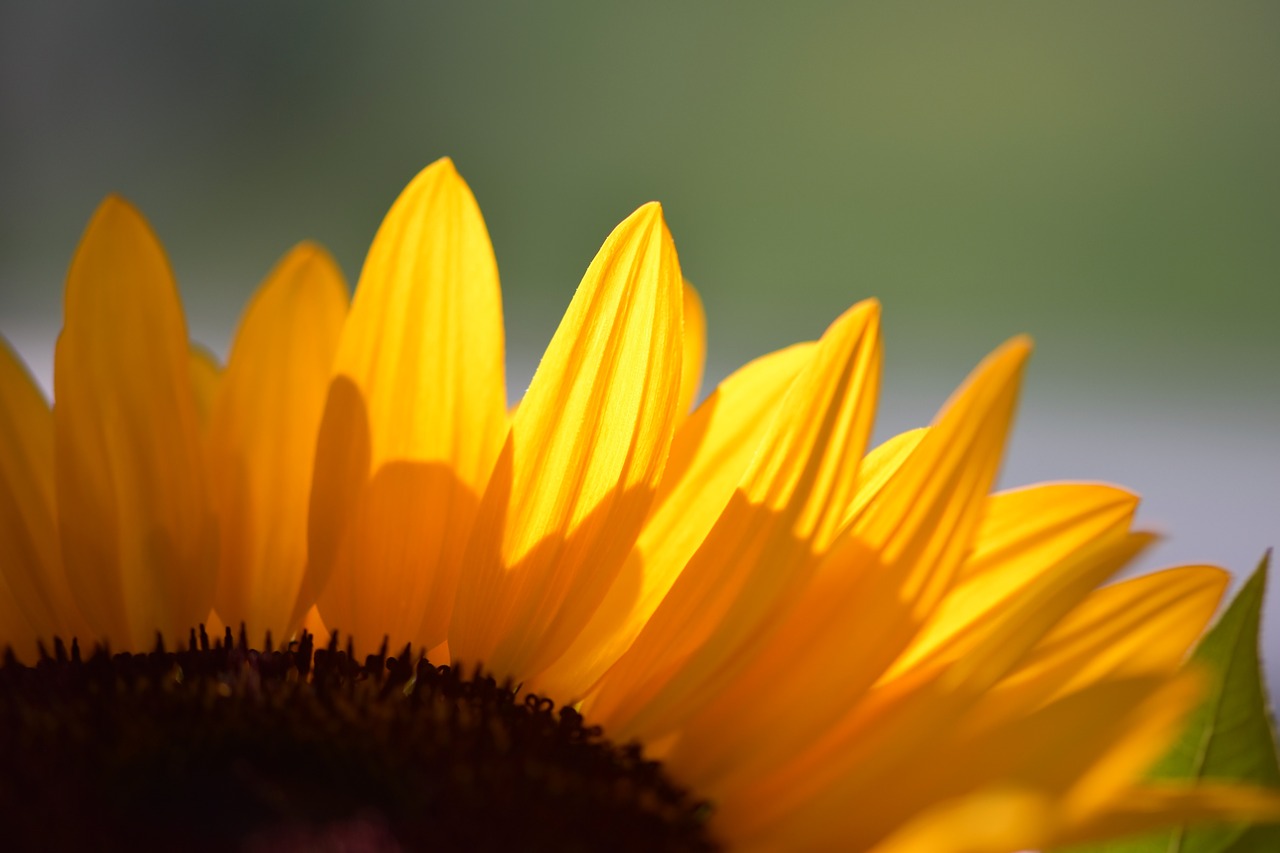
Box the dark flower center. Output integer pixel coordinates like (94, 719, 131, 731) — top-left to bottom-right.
(0, 628, 717, 852)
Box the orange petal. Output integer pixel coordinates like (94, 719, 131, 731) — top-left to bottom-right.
(54, 196, 216, 649)
(208, 243, 348, 642)
(302, 159, 507, 650)
(188, 344, 221, 432)
(0, 337, 87, 656)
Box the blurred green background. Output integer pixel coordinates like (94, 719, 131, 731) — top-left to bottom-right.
(1, 3, 1277, 679)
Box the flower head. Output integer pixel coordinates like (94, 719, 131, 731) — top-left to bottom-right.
(1, 158, 1277, 850)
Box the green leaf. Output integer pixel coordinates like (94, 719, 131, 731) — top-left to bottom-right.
(1056, 553, 1280, 853)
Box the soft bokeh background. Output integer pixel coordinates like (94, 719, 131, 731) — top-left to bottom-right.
(2, 4, 1277, 684)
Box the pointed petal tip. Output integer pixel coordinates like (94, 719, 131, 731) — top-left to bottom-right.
(1004, 333, 1035, 360)
(634, 200, 665, 223)
(284, 240, 341, 272)
(399, 157, 468, 199)
(606, 202, 672, 254)
(978, 334, 1034, 381)
(89, 194, 145, 230)
(827, 298, 882, 340)
(854, 297, 882, 324)
(426, 156, 462, 182)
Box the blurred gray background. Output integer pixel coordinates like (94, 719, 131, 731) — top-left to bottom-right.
(1, 3, 1277, 684)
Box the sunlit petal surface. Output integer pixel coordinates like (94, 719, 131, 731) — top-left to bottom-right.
(450, 201, 684, 680)
(301, 158, 507, 648)
(1, 164, 1277, 850)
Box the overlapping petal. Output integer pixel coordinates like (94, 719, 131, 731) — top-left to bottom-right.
(301, 158, 507, 648)
(678, 279, 706, 417)
(53, 197, 216, 649)
(208, 242, 348, 641)
(450, 202, 684, 681)
(619, 338, 1030, 795)
(533, 342, 814, 700)
(0, 338, 85, 655)
(585, 300, 883, 741)
(4, 162, 1277, 851)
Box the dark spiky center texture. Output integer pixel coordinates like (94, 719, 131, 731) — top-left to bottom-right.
(0, 629, 717, 852)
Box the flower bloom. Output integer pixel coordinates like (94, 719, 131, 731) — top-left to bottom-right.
(1, 157, 1277, 851)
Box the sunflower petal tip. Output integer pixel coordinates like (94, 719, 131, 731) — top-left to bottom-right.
(286, 239, 324, 262)
(404, 157, 467, 196)
(90, 194, 144, 229)
(859, 297, 883, 324)
(1008, 333, 1035, 357)
(636, 200, 665, 221)
(287, 239, 341, 270)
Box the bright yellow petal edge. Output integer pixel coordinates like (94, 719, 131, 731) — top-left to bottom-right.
(0, 158, 1276, 851)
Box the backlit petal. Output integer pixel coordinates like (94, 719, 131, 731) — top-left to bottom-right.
(887, 483, 1140, 677)
(678, 279, 706, 416)
(586, 300, 882, 739)
(846, 338, 1031, 612)
(450, 202, 684, 680)
(532, 342, 814, 700)
(53, 196, 216, 649)
(860, 789, 1053, 853)
(1056, 783, 1280, 847)
(188, 344, 221, 431)
(209, 243, 348, 641)
(996, 565, 1227, 706)
(660, 339, 1033, 793)
(0, 337, 86, 655)
(302, 158, 507, 649)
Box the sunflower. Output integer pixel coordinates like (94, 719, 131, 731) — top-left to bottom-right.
(0, 157, 1277, 851)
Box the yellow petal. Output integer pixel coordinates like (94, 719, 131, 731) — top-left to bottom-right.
(888, 483, 1140, 677)
(841, 427, 928, 524)
(678, 279, 706, 416)
(697, 341, 1033, 838)
(302, 158, 507, 649)
(449, 202, 684, 680)
(330, 157, 507, 478)
(662, 340, 1035, 793)
(586, 300, 882, 739)
(864, 674, 1202, 849)
(945, 530, 1155, 700)
(1056, 783, 1280, 847)
(531, 342, 814, 700)
(54, 196, 216, 649)
(860, 788, 1054, 853)
(1061, 671, 1204, 819)
(997, 564, 1227, 706)
(0, 337, 86, 655)
(208, 243, 348, 642)
(188, 344, 221, 431)
(847, 337, 1031, 608)
(745, 673, 1181, 850)
(962, 482, 1139, 582)
(739, 299, 882, 549)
